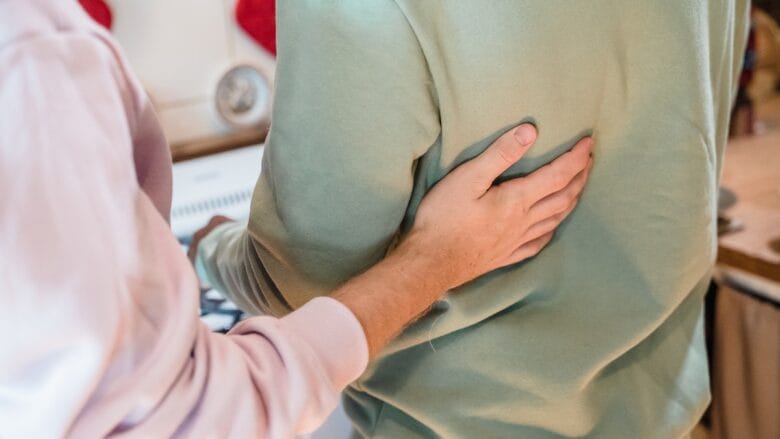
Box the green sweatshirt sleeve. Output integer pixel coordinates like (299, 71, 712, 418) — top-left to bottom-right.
(197, 0, 440, 316)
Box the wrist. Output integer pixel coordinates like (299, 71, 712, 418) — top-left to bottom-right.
(332, 233, 451, 358)
(394, 228, 465, 294)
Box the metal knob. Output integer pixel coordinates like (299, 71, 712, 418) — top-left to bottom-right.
(214, 64, 271, 130)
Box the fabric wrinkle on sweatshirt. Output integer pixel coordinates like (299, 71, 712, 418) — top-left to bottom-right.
(197, 1, 751, 438)
(0, 1, 369, 437)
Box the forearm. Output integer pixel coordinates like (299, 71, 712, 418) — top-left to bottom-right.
(331, 231, 450, 359)
(166, 298, 368, 437)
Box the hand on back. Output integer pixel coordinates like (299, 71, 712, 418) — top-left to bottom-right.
(408, 123, 594, 290)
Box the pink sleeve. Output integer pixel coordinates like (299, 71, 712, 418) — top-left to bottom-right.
(0, 20, 367, 439)
(183, 298, 369, 438)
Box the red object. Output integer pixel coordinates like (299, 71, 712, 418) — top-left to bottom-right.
(235, 0, 276, 56)
(78, 0, 113, 30)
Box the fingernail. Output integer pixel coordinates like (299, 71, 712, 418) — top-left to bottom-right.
(583, 137, 594, 149)
(514, 124, 536, 146)
(578, 138, 594, 155)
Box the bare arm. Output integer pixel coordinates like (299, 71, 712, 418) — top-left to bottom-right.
(1, 7, 595, 437)
(191, 123, 593, 358)
(332, 125, 593, 357)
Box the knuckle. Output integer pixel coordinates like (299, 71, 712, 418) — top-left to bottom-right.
(538, 234, 554, 250)
(568, 196, 579, 211)
(517, 195, 532, 215)
(505, 199, 522, 221)
(496, 144, 515, 164)
(567, 158, 583, 176)
(553, 196, 570, 214)
(514, 251, 530, 263)
(504, 187, 530, 214)
(566, 185, 579, 202)
(469, 169, 490, 187)
(552, 170, 569, 190)
(571, 177, 586, 195)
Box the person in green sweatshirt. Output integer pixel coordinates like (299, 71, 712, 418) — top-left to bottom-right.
(192, 2, 750, 437)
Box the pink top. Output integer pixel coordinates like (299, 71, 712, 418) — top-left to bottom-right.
(0, 1, 368, 437)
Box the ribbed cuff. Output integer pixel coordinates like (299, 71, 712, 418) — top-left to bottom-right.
(281, 297, 369, 391)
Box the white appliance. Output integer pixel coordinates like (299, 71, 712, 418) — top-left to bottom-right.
(110, 0, 276, 145)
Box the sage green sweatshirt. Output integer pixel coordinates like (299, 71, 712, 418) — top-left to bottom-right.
(198, 1, 750, 437)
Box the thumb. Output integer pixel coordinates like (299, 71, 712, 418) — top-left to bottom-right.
(464, 123, 537, 193)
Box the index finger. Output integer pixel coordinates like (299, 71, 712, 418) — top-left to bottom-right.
(501, 136, 593, 205)
(459, 123, 538, 194)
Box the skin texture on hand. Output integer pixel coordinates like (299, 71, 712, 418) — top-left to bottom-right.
(333, 123, 594, 358)
(190, 123, 592, 359)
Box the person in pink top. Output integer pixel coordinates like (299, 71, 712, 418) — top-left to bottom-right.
(0, 0, 592, 437)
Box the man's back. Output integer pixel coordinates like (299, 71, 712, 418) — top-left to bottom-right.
(199, 1, 749, 437)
